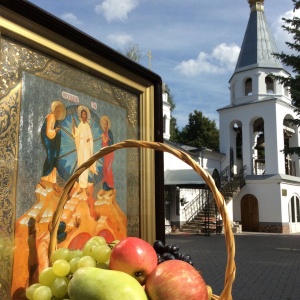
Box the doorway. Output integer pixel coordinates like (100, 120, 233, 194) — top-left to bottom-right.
(241, 194, 259, 231)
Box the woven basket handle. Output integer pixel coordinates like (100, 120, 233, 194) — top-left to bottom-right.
(48, 139, 235, 300)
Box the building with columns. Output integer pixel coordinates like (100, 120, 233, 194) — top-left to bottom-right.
(162, 85, 224, 232)
(218, 0, 300, 233)
(164, 0, 300, 234)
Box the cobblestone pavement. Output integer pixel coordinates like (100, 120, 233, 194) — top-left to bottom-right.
(166, 233, 300, 300)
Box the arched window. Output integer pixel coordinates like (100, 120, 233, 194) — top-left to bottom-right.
(289, 195, 300, 232)
(289, 195, 300, 223)
(284, 83, 289, 97)
(245, 78, 252, 96)
(253, 118, 265, 175)
(265, 76, 274, 94)
(163, 115, 167, 133)
(233, 123, 242, 159)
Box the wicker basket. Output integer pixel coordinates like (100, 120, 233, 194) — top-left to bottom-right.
(49, 139, 236, 300)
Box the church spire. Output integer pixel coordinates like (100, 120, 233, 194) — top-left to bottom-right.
(234, 0, 282, 72)
(248, 0, 264, 12)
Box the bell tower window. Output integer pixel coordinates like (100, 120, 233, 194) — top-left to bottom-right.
(163, 115, 167, 134)
(245, 78, 252, 96)
(265, 76, 274, 94)
(253, 118, 265, 175)
(284, 83, 289, 97)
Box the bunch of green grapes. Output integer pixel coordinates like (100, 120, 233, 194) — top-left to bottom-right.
(25, 237, 120, 300)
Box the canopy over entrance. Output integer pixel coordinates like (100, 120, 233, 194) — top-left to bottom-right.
(164, 168, 219, 188)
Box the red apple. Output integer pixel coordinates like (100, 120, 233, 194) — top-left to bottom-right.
(109, 237, 158, 285)
(145, 260, 208, 300)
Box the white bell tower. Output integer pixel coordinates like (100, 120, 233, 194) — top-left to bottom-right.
(162, 83, 171, 140)
(218, 0, 300, 233)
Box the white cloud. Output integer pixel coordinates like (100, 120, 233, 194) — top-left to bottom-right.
(95, 0, 139, 22)
(107, 33, 133, 47)
(61, 13, 82, 26)
(175, 43, 240, 77)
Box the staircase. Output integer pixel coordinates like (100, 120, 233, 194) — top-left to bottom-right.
(180, 166, 245, 235)
(180, 198, 222, 235)
(220, 165, 246, 204)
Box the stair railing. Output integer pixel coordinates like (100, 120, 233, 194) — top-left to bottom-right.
(182, 190, 208, 223)
(219, 165, 231, 188)
(220, 165, 246, 203)
(182, 165, 246, 234)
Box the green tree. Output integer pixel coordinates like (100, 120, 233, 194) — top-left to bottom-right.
(122, 42, 142, 63)
(169, 116, 180, 142)
(178, 110, 219, 151)
(164, 83, 175, 112)
(273, 0, 300, 155)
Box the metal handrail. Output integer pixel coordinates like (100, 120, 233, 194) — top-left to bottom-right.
(182, 190, 208, 223)
(182, 165, 246, 234)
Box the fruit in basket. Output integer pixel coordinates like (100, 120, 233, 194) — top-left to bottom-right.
(52, 259, 71, 277)
(25, 283, 41, 300)
(153, 240, 165, 254)
(207, 285, 213, 300)
(68, 266, 148, 300)
(39, 267, 57, 286)
(109, 237, 157, 284)
(32, 285, 52, 300)
(145, 260, 208, 300)
(51, 277, 69, 298)
(94, 244, 112, 263)
(50, 247, 70, 263)
(153, 240, 194, 265)
(78, 255, 97, 268)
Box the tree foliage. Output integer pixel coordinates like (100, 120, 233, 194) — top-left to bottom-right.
(178, 110, 219, 151)
(122, 42, 142, 63)
(169, 116, 181, 142)
(273, 0, 300, 155)
(164, 83, 176, 112)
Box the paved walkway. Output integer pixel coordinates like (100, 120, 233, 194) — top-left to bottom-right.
(166, 232, 300, 300)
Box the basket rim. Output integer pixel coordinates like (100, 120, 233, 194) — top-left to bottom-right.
(49, 139, 236, 300)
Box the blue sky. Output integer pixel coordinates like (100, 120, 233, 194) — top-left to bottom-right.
(28, 0, 297, 129)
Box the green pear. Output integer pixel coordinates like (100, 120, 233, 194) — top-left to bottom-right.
(68, 267, 148, 300)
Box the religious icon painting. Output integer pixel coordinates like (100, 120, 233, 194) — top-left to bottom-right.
(0, 3, 163, 299)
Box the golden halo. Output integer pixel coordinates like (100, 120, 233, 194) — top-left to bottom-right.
(51, 100, 66, 121)
(100, 115, 111, 131)
(77, 105, 91, 122)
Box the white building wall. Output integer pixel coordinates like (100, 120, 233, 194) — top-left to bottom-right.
(220, 99, 296, 176)
(164, 146, 224, 230)
(162, 92, 171, 140)
(233, 179, 300, 231)
(233, 181, 282, 223)
(231, 68, 291, 105)
(164, 152, 198, 171)
(280, 182, 300, 224)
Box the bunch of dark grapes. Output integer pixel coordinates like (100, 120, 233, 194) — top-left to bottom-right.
(153, 240, 193, 266)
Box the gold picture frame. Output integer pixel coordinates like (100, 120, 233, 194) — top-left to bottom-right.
(0, 1, 164, 299)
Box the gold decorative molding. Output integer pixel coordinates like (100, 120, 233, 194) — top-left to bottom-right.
(1, 37, 139, 126)
(248, 0, 264, 12)
(0, 84, 21, 298)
